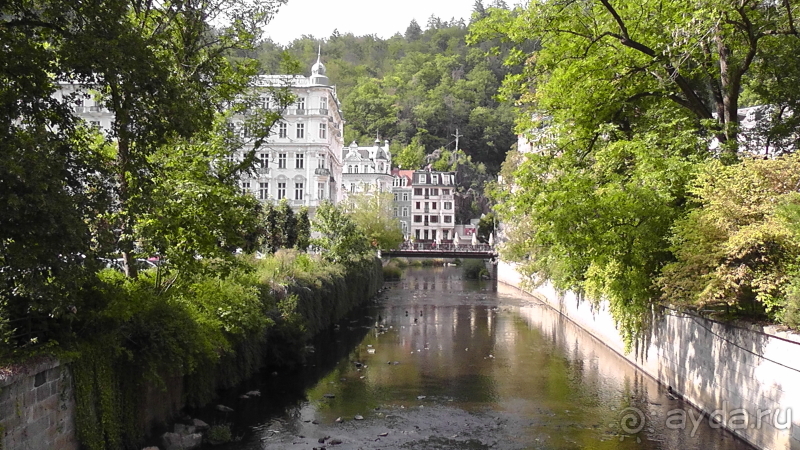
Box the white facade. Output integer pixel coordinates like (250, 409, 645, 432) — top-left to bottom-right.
(409, 170, 457, 242)
(55, 54, 345, 213)
(341, 139, 392, 196)
(238, 56, 345, 210)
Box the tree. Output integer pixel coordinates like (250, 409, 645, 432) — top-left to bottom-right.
(311, 202, 371, 262)
(470, 0, 800, 156)
(342, 78, 399, 145)
(344, 193, 404, 250)
(659, 156, 800, 319)
(295, 207, 311, 251)
(405, 19, 423, 41)
(394, 138, 426, 169)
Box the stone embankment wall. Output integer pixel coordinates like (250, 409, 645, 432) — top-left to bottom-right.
(0, 357, 78, 450)
(498, 261, 800, 450)
(0, 259, 383, 450)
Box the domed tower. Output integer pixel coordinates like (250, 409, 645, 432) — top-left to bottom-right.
(310, 45, 329, 86)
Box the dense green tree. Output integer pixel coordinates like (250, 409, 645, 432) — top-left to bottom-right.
(295, 207, 311, 251)
(342, 78, 399, 145)
(343, 193, 404, 250)
(469, 0, 800, 344)
(659, 156, 800, 318)
(311, 202, 371, 262)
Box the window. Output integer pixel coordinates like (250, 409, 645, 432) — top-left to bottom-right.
(418, 174, 426, 183)
(378, 163, 384, 172)
(402, 207, 409, 217)
(402, 193, 409, 201)
(277, 182, 286, 199)
(432, 174, 439, 184)
(319, 123, 326, 139)
(278, 153, 286, 168)
(431, 188, 439, 195)
(444, 215, 452, 224)
(444, 201, 452, 210)
(259, 153, 269, 168)
(353, 165, 359, 174)
(350, 183, 356, 192)
(443, 189, 450, 195)
(364, 165, 369, 173)
(393, 193, 399, 201)
(259, 182, 269, 200)
(415, 201, 421, 210)
(295, 153, 304, 169)
(318, 154, 326, 168)
(241, 181, 250, 195)
(278, 122, 287, 138)
(296, 123, 304, 139)
(432, 202, 438, 210)
(394, 207, 399, 217)
(318, 182, 325, 199)
(296, 97, 305, 112)
(414, 188, 422, 196)
(443, 175, 452, 185)
(424, 202, 429, 211)
(430, 216, 439, 223)
(319, 96, 327, 110)
(413, 215, 423, 223)
(295, 182, 304, 200)
(259, 95, 269, 109)
(443, 230, 449, 239)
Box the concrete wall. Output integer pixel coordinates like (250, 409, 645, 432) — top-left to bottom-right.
(498, 260, 800, 450)
(0, 357, 78, 450)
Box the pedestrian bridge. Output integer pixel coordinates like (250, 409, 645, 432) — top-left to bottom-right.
(382, 243, 497, 259)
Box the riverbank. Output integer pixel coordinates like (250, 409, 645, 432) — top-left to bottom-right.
(497, 260, 800, 450)
(0, 252, 383, 450)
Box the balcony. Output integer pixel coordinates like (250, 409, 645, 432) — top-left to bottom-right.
(295, 108, 306, 115)
(315, 168, 331, 176)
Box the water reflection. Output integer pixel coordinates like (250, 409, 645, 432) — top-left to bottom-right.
(214, 267, 753, 450)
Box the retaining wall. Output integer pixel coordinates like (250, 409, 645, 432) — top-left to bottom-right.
(0, 258, 383, 450)
(498, 260, 800, 450)
(0, 357, 78, 450)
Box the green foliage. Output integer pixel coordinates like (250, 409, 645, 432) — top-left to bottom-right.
(255, 15, 521, 173)
(659, 156, 800, 319)
(69, 252, 381, 449)
(206, 424, 233, 445)
(394, 138, 427, 170)
(343, 193, 404, 250)
(494, 120, 704, 347)
(311, 201, 371, 262)
(462, 259, 489, 280)
(382, 262, 403, 280)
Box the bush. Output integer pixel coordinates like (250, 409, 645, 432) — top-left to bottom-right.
(206, 424, 232, 445)
(383, 262, 402, 280)
(463, 259, 489, 280)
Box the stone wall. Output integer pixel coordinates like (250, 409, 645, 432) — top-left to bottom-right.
(0, 357, 78, 450)
(498, 260, 800, 450)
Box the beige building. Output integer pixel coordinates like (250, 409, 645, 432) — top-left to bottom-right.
(409, 170, 457, 242)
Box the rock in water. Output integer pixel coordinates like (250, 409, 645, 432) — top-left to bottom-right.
(215, 404, 234, 413)
(354, 414, 364, 420)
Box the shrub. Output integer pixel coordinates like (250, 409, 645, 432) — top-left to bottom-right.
(463, 259, 489, 280)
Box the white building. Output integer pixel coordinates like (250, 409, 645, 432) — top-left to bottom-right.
(237, 55, 345, 211)
(341, 138, 392, 196)
(409, 170, 457, 242)
(55, 53, 345, 213)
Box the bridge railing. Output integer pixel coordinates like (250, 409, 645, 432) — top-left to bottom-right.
(394, 242, 494, 253)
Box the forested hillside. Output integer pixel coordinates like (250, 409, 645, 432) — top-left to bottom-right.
(248, 2, 533, 174)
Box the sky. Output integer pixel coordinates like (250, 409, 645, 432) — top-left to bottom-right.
(264, 0, 477, 45)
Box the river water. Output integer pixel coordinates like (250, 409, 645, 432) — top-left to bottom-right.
(211, 266, 754, 450)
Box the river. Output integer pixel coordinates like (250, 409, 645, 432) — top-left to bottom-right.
(207, 266, 755, 450)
